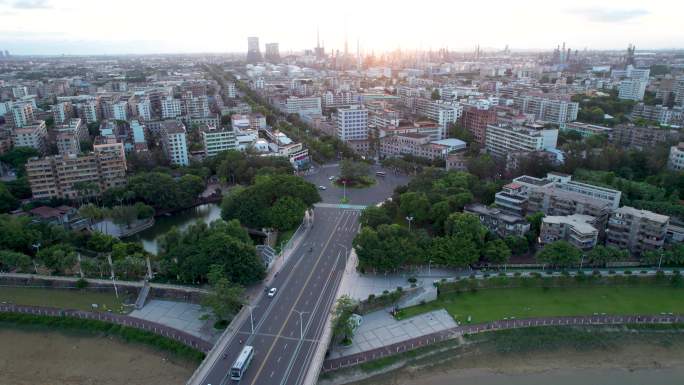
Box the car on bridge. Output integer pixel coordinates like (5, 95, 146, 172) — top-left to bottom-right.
(268, 287, 278, 297)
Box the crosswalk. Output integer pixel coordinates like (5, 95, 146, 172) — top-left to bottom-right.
(314, 203, 367, 210)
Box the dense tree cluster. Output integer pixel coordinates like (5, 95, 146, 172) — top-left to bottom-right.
(101, 172, 205, 211)
(204, 150, 294, 185)
(157, 219, 265, 285)
(221, 174, 320, 231)
(352, 170, 513, 272)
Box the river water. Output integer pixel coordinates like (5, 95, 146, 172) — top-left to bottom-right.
(125, 203, 222, 254)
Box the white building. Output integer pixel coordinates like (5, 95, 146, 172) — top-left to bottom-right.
(130, 120, 147, 151)
(52, 102, 73, 124)
(668, 142, 684, 171)
(336, 105, 368, 142)
(201, 125, 236, 157)
(135, 99, 152, 121)
(618, 79, 648, 101)
(161, 97, 182, 119)
(278, 96, 322, 116)
(8, 103, 34, 128)
(12, 120, 47, 153)
(415, 99, 462, 140)
(513, 95, 579, 125)
(485, 123, 558, 159)
(182, 95, 210, 118)
(161, 121, 189, 166)
(111, 101, 128, 121)
(226, 82, 237, 98)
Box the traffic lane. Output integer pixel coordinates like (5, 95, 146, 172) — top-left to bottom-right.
(238, 210, 351, 385)
(199, 209, 344, 385)
(281, 214, 360, 385)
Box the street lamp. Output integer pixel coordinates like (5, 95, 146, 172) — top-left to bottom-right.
(246, 305, 259, 334)
(293, 310, 309, 340)
(428, 259, 433, 276)
(405, 216, 414, 232)
(338, 244, 349, 260)
(342, 180, 347, 202)
(658, 252, 664, 270)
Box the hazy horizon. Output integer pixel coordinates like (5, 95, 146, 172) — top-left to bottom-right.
(0, 0, 683, 55)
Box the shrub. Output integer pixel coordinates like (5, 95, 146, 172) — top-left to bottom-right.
(608, 270, 616, 275)
(408, 277, 417, 283)
(593, 270, 601, 276)
(498, 272, 506, 277)
(396, 286, 403, 292)
(483, 273, 490, 278)
(75, 278, 89, 289)
(514, 272, 521, 277)
(624, 270, 632, 275)
(640, 270, 648, 275)
(367, 294, 375, 302)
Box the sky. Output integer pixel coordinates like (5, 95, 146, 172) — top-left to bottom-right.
(0, 0, 682, 55)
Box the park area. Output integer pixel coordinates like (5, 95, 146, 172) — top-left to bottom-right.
(0, 287, 128, 313)
(396, 286, 684, 324)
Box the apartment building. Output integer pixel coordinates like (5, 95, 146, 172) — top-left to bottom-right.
(76, 100, 99, 124)
(52, 102, 74, 124)
(464, 203, 531, 238)
(201, 124, 236, 157)
(668, 142, 684, 171)
(609, 124, 679, 150)
(494, 173, 621, 224)
(130, 120, 147, 151)
(277, 96, 322, 116)
(26, 146, 127, 200)
(7, 102, 34, 128)
(513, 95, 579, 124)
(11, 120, 47, 153)
(226, 82, 236, 98)
(619, 79, 648, 101)
(564, 122, 613, 138)
(462, 105, 496, 144)
(161, 97, 183, 119)
(379, 135, 466, 161)
(606, 206, 669, 255)
(336, 105, 368, 142)
(111, 101, 129, 121)
(161, 121, 189, 166)
(134, 98, 152, 121)
(631, 103, 680, 126)
(55, 130, 80, 155)
(415, 98, 462, 140)
(182, 94, 211, 118)
(540, 214, 599, 251)
(485, 123, 558, 159)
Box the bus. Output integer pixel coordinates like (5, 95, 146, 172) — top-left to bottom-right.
(230, 346, 254, 381)
(375, 171, 386, 177)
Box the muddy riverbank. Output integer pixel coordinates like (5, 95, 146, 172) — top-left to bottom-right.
(0, 328, 196, 385)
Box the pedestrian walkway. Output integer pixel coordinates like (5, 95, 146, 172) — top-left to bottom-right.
(321, 313, 684, 373)
(314, 203, 367, 210)
(328, 309, 456, 359)
(129, 299, 219, 342)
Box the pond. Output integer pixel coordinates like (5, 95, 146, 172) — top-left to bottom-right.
(125, 203, 222, 255)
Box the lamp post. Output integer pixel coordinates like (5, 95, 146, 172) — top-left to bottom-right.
(658, 252, 664, 270)
(428, 259, 433, 276)
(246, 305, 258, 334)
(405, 216, 414, 232)
(293, 310, 309, 340)
(342, 180, 347, 202)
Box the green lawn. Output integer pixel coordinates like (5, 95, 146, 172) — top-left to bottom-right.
(0, 287, 129, 313)
(397, 286, 684, 324)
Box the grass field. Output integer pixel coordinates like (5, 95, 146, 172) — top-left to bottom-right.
(0, 287, 129, 313)
(396, 286, 684, 323)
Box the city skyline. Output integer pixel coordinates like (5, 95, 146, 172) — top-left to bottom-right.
(0, 0, 683, 55)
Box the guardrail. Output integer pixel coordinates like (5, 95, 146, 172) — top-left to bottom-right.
(321, 313, 684, 372)
(0, 304, 212, 352)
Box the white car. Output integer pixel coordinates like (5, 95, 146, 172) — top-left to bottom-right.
(268, 287, 277, 297)
(328, 176, 335, 181)
(319, 185, 327, 190)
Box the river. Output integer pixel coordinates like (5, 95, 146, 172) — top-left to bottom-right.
(126, 203, 222, 255)
(0, 328, 195, 385)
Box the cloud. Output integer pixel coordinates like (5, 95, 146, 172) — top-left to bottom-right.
(569, 7, 649, 23)
(12, 0, 52, 9)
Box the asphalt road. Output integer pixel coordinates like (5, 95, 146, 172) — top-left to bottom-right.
(305, 164, 410, 206)
(198, 206, 360, 385)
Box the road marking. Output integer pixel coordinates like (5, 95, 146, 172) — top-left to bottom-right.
(248, 212, 346, 385)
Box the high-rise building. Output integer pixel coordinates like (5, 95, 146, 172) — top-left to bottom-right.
(12, 120, 47, 153)
(667, 142, 684, 171)
(336, 105, 368, 142)
(618, 79, 648, 101)
(55, 130, 80, 156)
(161, 121, 189, 166)
(415, 99, 463, 140)
(52, 102, 74, 125)
(8, 103, 35, 128)
(606, 206, 669, 255)
(246, 37, 262, 63)
(161, 97, 182, 119)
(462, 105, 496, 145)
(226, 82, 237, 99)
(265, 43, 280, 63)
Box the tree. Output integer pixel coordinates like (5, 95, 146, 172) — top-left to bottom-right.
(587, 245, 629, 267)
(526, 212, 545, 237)
(339, 159, 370, 183)
(36, 244, 78, 274)
(270, 196, 307, 231)
(430, 89, 441, 100)
(430, 235, 480, 267)
(0, 250, 32, 272)
(483, 239, 512, 265)
(78, 204, 104, 226)
(399, 192, 431, 223)
(86, 232, 118, 253)
(0, 147, 39, 175)
(467, 154, 497, 180)
(0, 183, 19, 213)
(444, 212, 486, 247)
(359, 206, 392, 229)
(504, 235, 529, 256)
(202, 265, 244, 322)
(110, 205, 138, 229)
(134, 202, 155, 219)
(535, 241, 582, 267)
(331, 295, 357, 344)
(429, 201, 452, 235)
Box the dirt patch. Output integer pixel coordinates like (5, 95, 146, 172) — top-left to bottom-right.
(0, 328, 196, 385)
